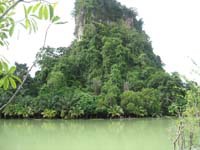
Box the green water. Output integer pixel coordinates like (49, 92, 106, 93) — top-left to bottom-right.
(0, 118, 174, 150)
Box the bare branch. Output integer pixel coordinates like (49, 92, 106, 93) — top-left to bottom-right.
(43, 21, 68, 47)
(43, 23, 52, 47)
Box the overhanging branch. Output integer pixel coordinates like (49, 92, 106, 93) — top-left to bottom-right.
(0, 0, 23, 21)
(0, 61, 36, 112)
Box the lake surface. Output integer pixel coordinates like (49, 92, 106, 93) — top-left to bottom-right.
(0, 118, 175, 150)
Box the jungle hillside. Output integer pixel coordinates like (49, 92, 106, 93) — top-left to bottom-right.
(0, 0, 189, 119)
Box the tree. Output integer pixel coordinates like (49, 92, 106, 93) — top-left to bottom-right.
(121, 88, 161, 117)
(0, 0, 62, 88)
(173, 83, 200, 150)
(0, 0, 62, 111)
(173, 62, 200, 150)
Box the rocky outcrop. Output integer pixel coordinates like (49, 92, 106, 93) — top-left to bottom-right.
(124, 17, 134, 29)
(74, 0, 138, 40)
(74, 10, 85, 40)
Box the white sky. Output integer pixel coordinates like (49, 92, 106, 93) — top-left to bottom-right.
(1, 0, 200, 82)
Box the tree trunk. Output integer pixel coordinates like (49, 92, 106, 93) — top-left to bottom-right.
(189, 132, 193, 150)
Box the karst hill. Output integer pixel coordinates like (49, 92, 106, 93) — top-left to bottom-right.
(0, 0, 187, 118)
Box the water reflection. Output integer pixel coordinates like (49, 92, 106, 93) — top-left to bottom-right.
(0, 118, 174, 150)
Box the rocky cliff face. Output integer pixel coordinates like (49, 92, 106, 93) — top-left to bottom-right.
(74, 0, 140, 40)
(75, 9, 85, 40)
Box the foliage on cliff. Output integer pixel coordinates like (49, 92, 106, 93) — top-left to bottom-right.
(0, 0, 187, 118)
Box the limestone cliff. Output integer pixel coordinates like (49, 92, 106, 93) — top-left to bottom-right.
(74, 0, 142, 40)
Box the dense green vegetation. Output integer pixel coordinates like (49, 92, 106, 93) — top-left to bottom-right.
(0, 0, 188, 119)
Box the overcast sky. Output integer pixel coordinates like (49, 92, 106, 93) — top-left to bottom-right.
(1, 0, 200, 81)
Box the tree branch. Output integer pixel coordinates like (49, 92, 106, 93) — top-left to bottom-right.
(0, 0, 23, 21)
(43, 21, 68, 47)
(43, 23, 52, 47)
(22, 0, 55, 4)
(0, 61, 36, 112)
(0, 0, 67, 112)
(0, 0, 55, 21)
(0, 22, 54, 112)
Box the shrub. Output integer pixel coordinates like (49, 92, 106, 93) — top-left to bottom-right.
(41, 109, 57, 119)
(121, 88, 161, 117)
(108, 105, 124, 118)
(68, 106, 84, 119)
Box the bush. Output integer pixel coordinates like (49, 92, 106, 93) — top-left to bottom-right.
(41, 109, 57, 119)
(121, 88, 161, 117)
(107, 105, 124, 118)
(121, 91, 146, 117)
(3, 104, 34, 118)
(126, 103, 146, 117)
(68, 106, 84, 119)
(2, 96, 35, 118)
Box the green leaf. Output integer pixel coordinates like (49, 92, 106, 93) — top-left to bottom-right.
(43, 6, 48, 20)
(7, 12, 15, 17)
(11, 75, 22, 83)
(0, 41, 4, 46)
(1, 32, 8, 39)
(8, 18, 15, 36)
(31, 19, 37, 32)
(0, 77, 5, 87)
(0, 81, 3, 88)
(3, 77, 9, 90)
(0, 5, 5, 14)
(2, 61, 9, 72)
(2, 29, 9, 32)
(30, 14, 40, 19)
(8, 17, 14, 24)
(33, 2, 41, 13)
(38, 6, 44, 19)
(32, 19, 38, 31)
(8, 66, 16, 74)
(52, 16, 60, 23)
(27, 6, 33, 14)
(9, 77, 17, 89)
(20, 23, 26, 29)
(49, 5, 54, 20)
(25, 19, 30, 29)
(0, 61, 2, 71)
(55, 21, 68, 25)
(9, 24, 15, 36)
(23, 5, 27, 18)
